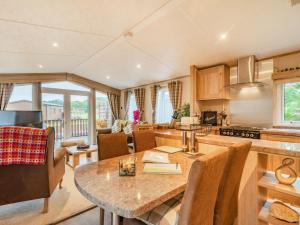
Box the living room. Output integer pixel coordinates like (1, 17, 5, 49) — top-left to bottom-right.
(1, 1, 300, 225)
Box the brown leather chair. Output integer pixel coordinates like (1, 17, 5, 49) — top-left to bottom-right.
(97, 132, 129, 161)
(214, 141, 252, 225)
(124, 149, 229, 225)
(132, 130, 157, 152)
(0, 127, 66, 213)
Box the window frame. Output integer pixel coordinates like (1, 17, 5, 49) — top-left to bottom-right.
(127, 93, 137, 122)
(273, 77, 300, 127)
(7, 83, 34, 110)
(155, 86, 173, 124)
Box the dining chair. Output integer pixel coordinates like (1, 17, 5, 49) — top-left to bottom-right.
(97, 132, 129, 161)
(213, 141, 252, 225)
(132, 130, 157, 152)
(124, 149, 229, 225)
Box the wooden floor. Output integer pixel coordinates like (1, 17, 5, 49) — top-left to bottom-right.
(56, 207, 99, 225)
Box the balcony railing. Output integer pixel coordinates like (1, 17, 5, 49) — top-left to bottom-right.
(44, 119, 88, 139)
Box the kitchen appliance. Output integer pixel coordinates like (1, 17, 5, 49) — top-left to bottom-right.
(219, 126, 263, 139)
(201, 111, 217, 126)
(229, 55, 265, 88)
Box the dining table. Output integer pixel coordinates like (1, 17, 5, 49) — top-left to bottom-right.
(74, 146, 225, 225)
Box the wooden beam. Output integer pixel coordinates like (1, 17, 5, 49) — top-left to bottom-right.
(66, 73, 120, 94)
(0, 73, 67, 83)
(0, 72, 120, 95)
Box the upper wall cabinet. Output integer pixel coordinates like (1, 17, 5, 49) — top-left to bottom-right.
(195, 65, 230, 100)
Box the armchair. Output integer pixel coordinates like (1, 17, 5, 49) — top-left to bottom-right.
(0, 127, 65, 213)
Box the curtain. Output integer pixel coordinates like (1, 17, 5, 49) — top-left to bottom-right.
(150, 85, 159, 123)
(134, 88, 146, 121)
(123, 90, 131, 120)
(107, 93, 121, 123)
(0, 83, 14, 110)
(167, 80, 182, 112)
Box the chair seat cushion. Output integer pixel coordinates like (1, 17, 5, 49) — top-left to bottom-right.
(137, 193, 183, 225)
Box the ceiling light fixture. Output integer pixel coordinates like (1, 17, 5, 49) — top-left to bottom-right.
(52, 42, 59, 47)
(136, 64, 141, 69)
(106, 75, 110, 80)
(219, 33, 227, 40)
(38, 64, 44, 69)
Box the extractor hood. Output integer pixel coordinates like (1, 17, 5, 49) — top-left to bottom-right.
(230, 55, 265, 88)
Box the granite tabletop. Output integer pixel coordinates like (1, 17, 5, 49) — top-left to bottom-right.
(74, 151, 199, 218)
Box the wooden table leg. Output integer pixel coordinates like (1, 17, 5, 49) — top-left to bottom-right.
(86, 152, 92, 158)
(112, 213, 120, 225)
(73, 154, 80, 168)
(99, 207, 104, 225)
(66, 153, 70, 162)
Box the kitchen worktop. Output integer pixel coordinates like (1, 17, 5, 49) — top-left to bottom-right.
(261, 128, 300, 137)
(154, 129, 300, 158)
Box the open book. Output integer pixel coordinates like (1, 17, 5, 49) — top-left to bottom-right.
(143, 163, 182, 174)
(154, 146, 182, 154)
(142, 151, 170, 164)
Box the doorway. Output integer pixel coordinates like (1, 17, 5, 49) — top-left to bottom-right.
(41, 81, 91, 143)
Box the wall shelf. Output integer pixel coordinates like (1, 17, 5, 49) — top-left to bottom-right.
(258, 171, 300, 198)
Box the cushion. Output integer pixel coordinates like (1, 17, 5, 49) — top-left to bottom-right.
(111, 120, 122, 133)
(137, 193, 183, 225)
(61, 138, 85, 147)
(123, 122, 133, 135)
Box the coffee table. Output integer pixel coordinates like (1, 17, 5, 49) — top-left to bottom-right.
(65, 144, 98, 169)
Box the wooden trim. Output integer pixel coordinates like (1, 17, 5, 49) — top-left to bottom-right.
(0, 73, 67, 83)
(272, 70, 300, 80)
(121, 75, 189, 90)
(0, 72, 120, 95)
(259, 49, 300, 61)
(67, 73, 120, 94)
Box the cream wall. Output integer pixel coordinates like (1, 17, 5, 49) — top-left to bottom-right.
(120, 76, 190, 123)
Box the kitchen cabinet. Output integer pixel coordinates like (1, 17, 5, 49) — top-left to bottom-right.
(196, 65, 230, 100)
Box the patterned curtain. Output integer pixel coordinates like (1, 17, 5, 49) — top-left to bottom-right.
(0, 83, 14, 110)
(150, 85, 159, 123)
(167, 80, 182, 112)
(134, 88, 146, 121)
(107, 93, 121, 123)
(123, 90, 131, 120)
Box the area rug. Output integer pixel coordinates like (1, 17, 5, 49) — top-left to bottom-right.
(0, 166, 95, 225)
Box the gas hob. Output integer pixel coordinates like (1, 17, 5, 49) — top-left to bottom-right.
(219, 126, 264, 139)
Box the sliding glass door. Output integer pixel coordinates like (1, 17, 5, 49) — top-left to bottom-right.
(41, 81, 91, 143)
(42, 93, 65, 140)
(70, 95, 89, 139)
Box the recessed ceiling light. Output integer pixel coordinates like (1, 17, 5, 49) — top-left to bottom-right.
(38, 64, 43, 69)
(106, 75, 110, 80)
(136, 64, 141, 69)
(52, 42, 59, 47)
(219, 33, 227, 40)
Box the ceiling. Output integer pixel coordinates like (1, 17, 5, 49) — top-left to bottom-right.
(0, 0, 300, 89)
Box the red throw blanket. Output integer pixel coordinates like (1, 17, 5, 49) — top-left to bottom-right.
(0, 126, 48, 165)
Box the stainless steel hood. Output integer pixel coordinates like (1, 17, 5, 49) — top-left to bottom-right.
(230, 55, 265, 88)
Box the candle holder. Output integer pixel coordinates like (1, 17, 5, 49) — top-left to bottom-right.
(119, 157, 136, 176)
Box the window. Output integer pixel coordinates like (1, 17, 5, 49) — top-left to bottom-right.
(42, 81, 90, 92)
(6, 84, 33, 110)
(156, 87, 173, 123)
(127, 94, 137, 121)
(274, 78, 300, 126)
(96, 91, 112, 128)
(283, 81, 300, 123)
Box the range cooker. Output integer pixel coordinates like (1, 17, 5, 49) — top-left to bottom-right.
(219, 126, 264, 139)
